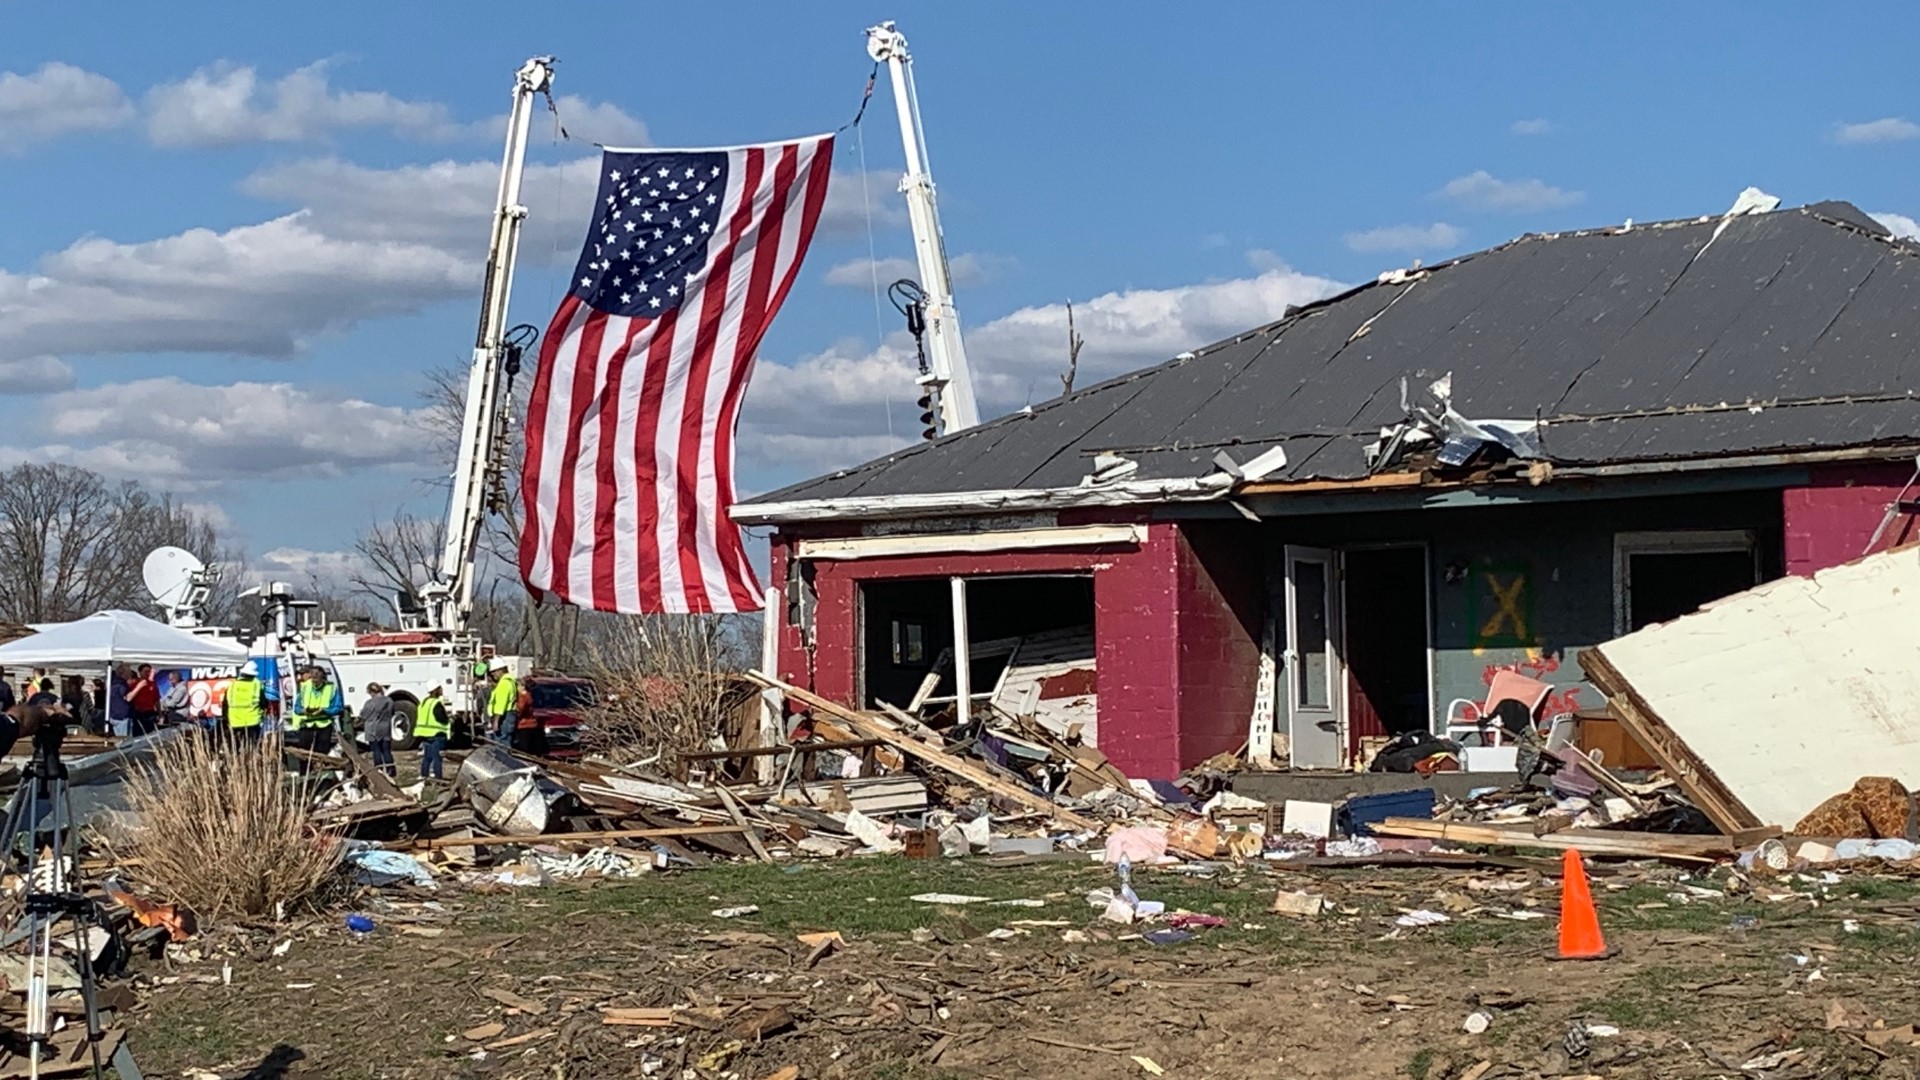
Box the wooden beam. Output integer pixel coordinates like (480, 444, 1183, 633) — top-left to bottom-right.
(1236, 472, 1429, 496)
(1577, 647, 1763, 834)
(385, 825, 753, 851)
(747, 671, 1099, 832)
(714, 784, 773, 864)
(1370, 817, 1760, 862)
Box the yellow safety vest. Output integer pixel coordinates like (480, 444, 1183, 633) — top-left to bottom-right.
(297, 683, 337, 729)
(488, 675, 518, 716)
(226, 679, 264, 729)
(414, 697, 449, 738)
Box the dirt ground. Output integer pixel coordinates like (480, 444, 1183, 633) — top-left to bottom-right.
(120, 855, 1920, 1080)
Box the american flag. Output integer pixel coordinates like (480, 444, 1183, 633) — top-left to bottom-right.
(518, 136, 833, 613)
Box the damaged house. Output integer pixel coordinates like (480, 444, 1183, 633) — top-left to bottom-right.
(735, 196, 1920, 780)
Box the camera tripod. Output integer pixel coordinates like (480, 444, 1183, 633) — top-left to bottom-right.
(0, 721, 123, 1079)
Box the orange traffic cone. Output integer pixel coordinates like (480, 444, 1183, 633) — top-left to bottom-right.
(1557, 848, 1609, 959)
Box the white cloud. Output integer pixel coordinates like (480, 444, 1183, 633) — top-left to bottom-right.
(1834, 118, 1920, 145)
(255, 546, 372, 594)
(823, 252, 999, 289)
(242, 155, 602, 264)
(0, 212, 472, 362)
(0, 356, 75, 394)
(1871, 211, 1920, 239)
(144, 61, 467, 147)
(741, 263, 1346, 473)
(0, 148, 899, 370)
(0, 62, 132, 147)
(1438, 170, 1584, 212)
(25, 378, 425, 487)
(1344, 223, 1466, 253)
(1509, 118, 1554, 136)
(548, 94, 649, 147)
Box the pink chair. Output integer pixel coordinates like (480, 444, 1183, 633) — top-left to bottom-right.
(1443, 670, 1553, 748)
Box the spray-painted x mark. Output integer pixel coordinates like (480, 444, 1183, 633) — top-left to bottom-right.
(1478, 573, 1528, 642)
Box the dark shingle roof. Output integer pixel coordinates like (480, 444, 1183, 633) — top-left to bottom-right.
(750, 202, 1920, 508)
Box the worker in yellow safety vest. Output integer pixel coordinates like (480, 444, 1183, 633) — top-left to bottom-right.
(291, 665, 343, 757)
(220, 661, 265, 747)
(485, 660, 519, 743)
(414, 685, 450, 780)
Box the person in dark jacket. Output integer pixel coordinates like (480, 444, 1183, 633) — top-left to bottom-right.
(359, 682, 398, 778)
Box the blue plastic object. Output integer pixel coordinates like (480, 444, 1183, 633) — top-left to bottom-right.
(345, 914, 375, 934)
(1337, 788, 1437, 838)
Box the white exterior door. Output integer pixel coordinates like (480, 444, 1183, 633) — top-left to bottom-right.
(1285, 545, 1343, 769)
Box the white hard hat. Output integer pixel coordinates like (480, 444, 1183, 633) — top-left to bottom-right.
(490, 659, 512, 672)
(239, 660, 259, 678)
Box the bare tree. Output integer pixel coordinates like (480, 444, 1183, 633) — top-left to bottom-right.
(0, 463, 232, 622)
(350, 511, 445, 610)
(582, 612, 762, 758)
(1061, 299, 1084, 396)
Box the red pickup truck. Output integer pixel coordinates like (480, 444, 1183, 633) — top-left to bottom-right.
(524, 675, 597, 758)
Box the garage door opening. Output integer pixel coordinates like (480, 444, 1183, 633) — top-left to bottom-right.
(859, 574, 1097, 740)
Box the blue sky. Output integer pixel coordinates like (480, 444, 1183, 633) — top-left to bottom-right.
(2, 2, 1917, 590)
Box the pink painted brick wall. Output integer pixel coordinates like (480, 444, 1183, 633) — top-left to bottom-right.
(1783, 462, 1920, 576)
(1173, 521, 1265, 770)
(770, 518, 1265, 780)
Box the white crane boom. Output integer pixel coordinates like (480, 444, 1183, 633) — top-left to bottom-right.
(865, 21, 980, 434)
(425, 56, 554, 633)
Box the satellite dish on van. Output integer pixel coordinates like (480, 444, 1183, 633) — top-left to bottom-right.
(144, 546, 206, 609)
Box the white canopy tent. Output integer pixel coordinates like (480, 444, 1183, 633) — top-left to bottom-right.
(0, 610, 246, 669)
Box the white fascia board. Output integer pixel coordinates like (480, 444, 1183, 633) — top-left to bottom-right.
(794, 524, 1147, 561)
(732, 474, 1233, 526)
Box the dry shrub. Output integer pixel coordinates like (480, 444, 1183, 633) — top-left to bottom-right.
(122, 734, 343, 923)
(584, 613, 759, 759)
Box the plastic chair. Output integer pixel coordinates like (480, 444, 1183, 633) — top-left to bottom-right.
(1442, 670, 1553, 748)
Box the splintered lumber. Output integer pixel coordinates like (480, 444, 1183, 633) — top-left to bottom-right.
(1369, 817, 1772, 862)
(747, 670, 1099, 832)
(385, 825, 752, 851)
(714, 784, 774, 863)
(335, 735, 409, 801)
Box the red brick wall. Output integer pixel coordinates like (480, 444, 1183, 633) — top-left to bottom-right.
(767, 518, 1264, 779)
(1173, 521, 1265, 768)
(1783, 462, 1920, 576)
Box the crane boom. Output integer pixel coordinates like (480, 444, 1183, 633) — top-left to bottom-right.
(424, 56, 554, 634)
(865, 21, 979, 434)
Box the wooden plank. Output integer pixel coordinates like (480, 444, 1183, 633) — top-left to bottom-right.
(385, 825, 751, 851)
(1370, 816, 1763, 862)
(1236, 472, 1428, 496)
(748, 671, 1099, 832)
(1578, 647, 1762, 834)
(714, 784, 773, 864)
(335, 734, 408, 801)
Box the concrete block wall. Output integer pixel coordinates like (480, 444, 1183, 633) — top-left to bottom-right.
(1782, 462, 1919, 576)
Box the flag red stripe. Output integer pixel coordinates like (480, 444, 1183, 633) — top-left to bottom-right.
(588, 318, 645, 606)
(517, 294, 581, 584)
(629, 305, 680, 611)
(546, 305, 610, 605)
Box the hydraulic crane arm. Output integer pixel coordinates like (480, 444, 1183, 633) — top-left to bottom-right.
(865, 21, 980, 435)
(425, 56, 554, 633)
